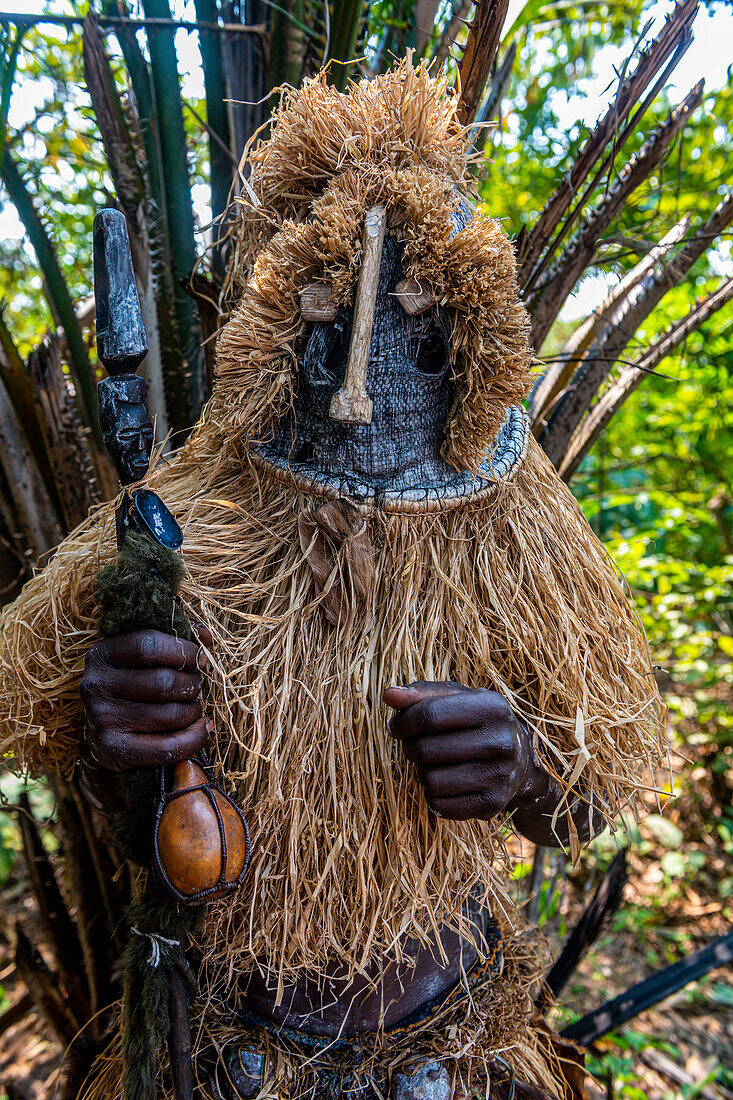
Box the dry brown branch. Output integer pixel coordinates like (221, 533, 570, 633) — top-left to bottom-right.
(0, 371, 61, 560)
(27, 338, 97, 531)
(516, 0, 699, 290)
(558, 276, 733, 480)
(82, 13, 146, 233)
(530, 217, 690, 425)
(0, 483, 31, 600)
(456, 0, 511, 126)
(54, 780, 117, 1023)
(17, 793, 90, 1025)
(472, 40, 516, 152)
(540, 193, 733, 466)
(0, 991, 34, 1038)
(14, 924, 79, 1048)
(528, 81, 704, 351)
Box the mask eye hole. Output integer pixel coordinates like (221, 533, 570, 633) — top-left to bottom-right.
(411, 322, 449, 377)
(303, 310, 352, 387)
(321, 316, 351, 382)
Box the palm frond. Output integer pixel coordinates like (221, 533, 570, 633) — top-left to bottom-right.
(517, 0, 699, 292)
(528, 80, 705, 350)
(559, 276, 733, 480)
(530, 217, 691, 423)
(539, 193, 733, 465)
(456, 0, 510, 125)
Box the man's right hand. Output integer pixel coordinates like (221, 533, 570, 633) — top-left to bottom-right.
(80, 628, 211, 771)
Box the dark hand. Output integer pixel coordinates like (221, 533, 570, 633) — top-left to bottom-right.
(384, 681, 546, 822)
(80, 627, 212, 770)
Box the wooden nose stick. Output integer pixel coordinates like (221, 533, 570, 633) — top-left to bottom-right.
(329, 204, 387, 425)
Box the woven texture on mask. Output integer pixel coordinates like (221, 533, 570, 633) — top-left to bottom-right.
(254, 233, 530, 510)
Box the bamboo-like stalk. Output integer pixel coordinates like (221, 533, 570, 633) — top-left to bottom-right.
(270, 0, 292, 88)
(0, 10, 267, 34)
(219, 0, 271, 162)
(193, 0, 233, 251)
(0, 149, 100, 442)
(559, 276, 733, 481)
(141, 0, 206, 424)
(528, 81, 704, 350)
(328, 0, 363, 89)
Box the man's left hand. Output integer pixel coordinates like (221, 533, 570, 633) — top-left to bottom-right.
(384, 681, 544, 822)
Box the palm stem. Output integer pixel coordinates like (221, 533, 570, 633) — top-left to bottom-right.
(142, 0, 206, 424)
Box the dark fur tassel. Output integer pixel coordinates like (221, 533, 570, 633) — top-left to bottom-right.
(96, 531, 199, 1100)
(121, 893, 198, 1100)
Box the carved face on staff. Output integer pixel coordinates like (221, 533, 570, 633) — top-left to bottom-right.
(98, 374, 154, 485)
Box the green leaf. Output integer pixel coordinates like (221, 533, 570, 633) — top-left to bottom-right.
(660, 851, 686, 877)
(646, 814, 684, 848)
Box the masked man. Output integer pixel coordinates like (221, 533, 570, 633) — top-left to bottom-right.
(0, 61, 665, 1100)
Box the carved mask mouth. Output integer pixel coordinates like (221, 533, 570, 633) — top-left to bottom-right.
(252, 236, 527, 510)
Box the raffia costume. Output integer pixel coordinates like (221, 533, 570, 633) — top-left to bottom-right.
(0, 62, 666, 1099)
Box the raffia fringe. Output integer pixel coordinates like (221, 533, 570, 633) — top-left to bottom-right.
(215, 57, 533, 474)
(0, 430, 666, 985)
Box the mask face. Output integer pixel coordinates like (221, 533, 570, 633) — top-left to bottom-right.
(256, 237, 527, 508)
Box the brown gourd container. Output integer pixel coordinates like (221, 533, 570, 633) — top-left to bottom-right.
(153, 755, 250, 904)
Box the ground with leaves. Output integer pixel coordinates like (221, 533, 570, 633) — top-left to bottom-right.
(538, 677, 733, 1100)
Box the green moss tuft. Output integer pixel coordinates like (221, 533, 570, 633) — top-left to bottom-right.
(96, 531, 191, 641)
